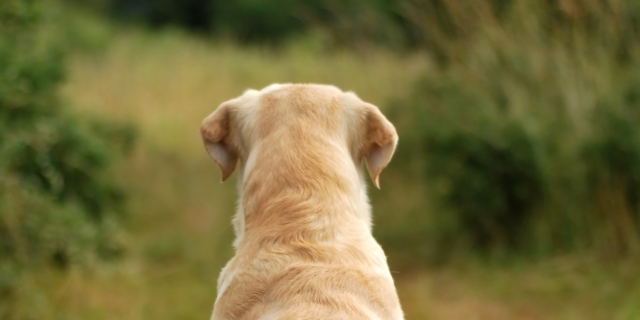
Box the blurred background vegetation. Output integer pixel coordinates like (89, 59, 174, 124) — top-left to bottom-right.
(1, 0, 639, 319)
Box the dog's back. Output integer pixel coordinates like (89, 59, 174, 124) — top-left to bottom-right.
(201, 84, 404, 320)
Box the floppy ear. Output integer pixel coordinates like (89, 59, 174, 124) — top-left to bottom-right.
(200, 103, 238, 182)
(363, 105, 398, 189)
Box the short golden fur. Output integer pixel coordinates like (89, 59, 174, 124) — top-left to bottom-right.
(200, 84, 404, 320)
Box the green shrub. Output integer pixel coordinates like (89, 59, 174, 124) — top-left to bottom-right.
(426, 122, 543, 251)
(0, 0, 135, 316)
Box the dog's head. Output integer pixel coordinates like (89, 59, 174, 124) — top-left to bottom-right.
(200, 84, 397, 188)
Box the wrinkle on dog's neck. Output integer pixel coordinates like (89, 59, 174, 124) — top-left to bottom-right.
(234, 136, 371, 248)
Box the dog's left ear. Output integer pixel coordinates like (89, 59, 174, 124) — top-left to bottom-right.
(200, 103, 238, 182)
(363, 105, 398, 189)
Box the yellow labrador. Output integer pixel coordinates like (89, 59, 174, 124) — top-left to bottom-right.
(200, 84, 404, 320)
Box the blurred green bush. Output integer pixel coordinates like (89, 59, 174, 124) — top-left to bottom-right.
(72, 0, 410, 48)
(382, 0, 640, 263)
(0, 0, 134, 316)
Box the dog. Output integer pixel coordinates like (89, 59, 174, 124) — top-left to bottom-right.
(200, 84, 404, 320)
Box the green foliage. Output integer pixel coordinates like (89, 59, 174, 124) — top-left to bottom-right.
(0, 0, 134, 316)
(88, 0, 407, 47)
(384, 0, 640, 262)
(213, 0, 306, 43)
(427, 122, 543, 250)
(107, 0, 214, 31)
(69, 0, 640, 52)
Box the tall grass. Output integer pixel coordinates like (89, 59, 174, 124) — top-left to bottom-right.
(381, 0, 640, 262)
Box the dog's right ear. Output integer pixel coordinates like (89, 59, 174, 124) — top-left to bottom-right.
(200, 103, 237, 182)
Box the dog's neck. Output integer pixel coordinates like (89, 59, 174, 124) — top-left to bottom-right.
(232, 135, 372, 249)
